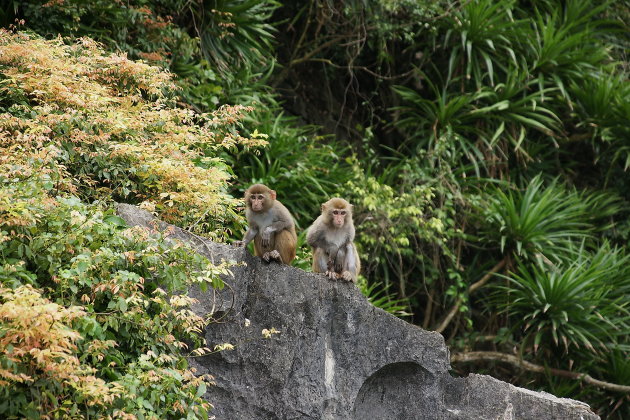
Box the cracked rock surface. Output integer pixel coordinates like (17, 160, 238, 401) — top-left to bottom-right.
(117, 203, 599, 420)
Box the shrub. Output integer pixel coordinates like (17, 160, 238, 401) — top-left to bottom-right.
(0, 168, 222, 418)
(0, 31, 266, 239)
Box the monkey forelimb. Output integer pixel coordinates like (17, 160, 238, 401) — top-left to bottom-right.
(326, 256, 335, 272)
(261, 226, 274, 248)
(334, 246, 347, 272)
(237, 227, 258, 248)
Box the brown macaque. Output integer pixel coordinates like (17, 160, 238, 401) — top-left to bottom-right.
(234, 184, 297, 264)
(306, 198, 360, 282)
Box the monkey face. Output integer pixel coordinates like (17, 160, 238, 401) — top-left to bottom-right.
(249, 194, 267, 212)
(245, 185, 276, 213)
(331, 209, 347, 228)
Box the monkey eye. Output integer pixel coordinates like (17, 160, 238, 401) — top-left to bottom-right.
(332, 210, 346, 215)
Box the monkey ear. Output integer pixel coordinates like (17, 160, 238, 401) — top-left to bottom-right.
(321, 204, 325, 212)
(270, 190, 277, 200)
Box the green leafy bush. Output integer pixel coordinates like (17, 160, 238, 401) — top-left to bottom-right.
(0, 168, 223, 418)
(344, 159, 455, 304)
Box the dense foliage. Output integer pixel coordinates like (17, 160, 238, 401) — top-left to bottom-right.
(3, 0, 630, 417)
(0, 31, 267, 236)
(270, 1, 630, 416)
(0, 30, 260, 419)
(0, 187, 215, 418)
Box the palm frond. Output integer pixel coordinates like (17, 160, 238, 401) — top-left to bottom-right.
(481, 175, 619, 264)
(492, 242, 630, 354)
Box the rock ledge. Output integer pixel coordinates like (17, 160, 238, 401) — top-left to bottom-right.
(117, 203, 599, 420)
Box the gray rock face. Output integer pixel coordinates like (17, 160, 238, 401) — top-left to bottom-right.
(117, 204, 599, 420)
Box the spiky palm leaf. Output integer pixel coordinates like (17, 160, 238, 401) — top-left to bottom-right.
(481, 175, 619, 264)
(493, 242, 630, 354)
(188, 0, 279, 73)
(443, 0, 522, 87)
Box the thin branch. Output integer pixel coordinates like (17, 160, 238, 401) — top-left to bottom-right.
(295, 58, 416, 80)
(428, 0, 474, 22)
(469, 257, 507, 293)
(290, 1, 314, 62)
(451, 351, 630, 394)
(422, 282, 435, 330)
(435, 257, 507, 333)
(289, 36, 348, 67)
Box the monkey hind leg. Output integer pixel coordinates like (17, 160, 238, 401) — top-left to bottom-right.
(272, 229, 297, 265)
(342, 243, 361, 282)
(354, 244, 361, 277)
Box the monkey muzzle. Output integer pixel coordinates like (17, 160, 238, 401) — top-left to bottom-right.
(251, 200, 264, 211)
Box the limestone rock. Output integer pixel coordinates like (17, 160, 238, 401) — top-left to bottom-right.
(116, 203, 599, 420)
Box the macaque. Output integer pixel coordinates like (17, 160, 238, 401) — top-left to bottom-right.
(234, 184, 297, 264)
(306, 198, 360, 282)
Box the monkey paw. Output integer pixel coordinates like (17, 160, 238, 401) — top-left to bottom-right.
(262, 250, 281, 263)
(325, 271, 339, 280)
(233, 240, 245, 247)
(341, 271, 354, 282)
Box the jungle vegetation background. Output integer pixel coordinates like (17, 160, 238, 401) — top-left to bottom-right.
(1, 0, 629, 418)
